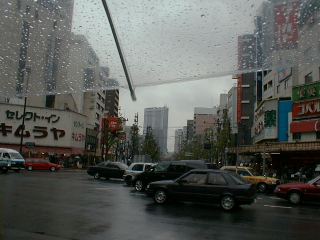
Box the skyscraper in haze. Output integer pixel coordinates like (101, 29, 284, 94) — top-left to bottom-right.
(143, 107, 169, 154)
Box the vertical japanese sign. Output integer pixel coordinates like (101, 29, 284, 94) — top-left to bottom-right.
(274, 0, 299, 50)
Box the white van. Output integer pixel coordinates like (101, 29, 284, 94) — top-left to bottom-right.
(0, 148, 25, 171)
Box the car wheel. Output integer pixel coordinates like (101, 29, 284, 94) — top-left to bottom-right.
(27, 166, 32, 171)
(135, 180, 144, 192)
(50, 167, 56, 172)
(257, 183, 267, 193)
(94, 172, 100, 179)
(154, 189, 167, 204)
(288, 192, 301, 204)
(220, 195, 236, 211)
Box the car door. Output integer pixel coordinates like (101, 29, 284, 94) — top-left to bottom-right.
(305, 177, 320, 201)
(38, 160, 47, 170)
(170, 172, 208, 202)
(205, 173, 230, 201)
(112, 164, 124, 178)
(105, 163, 119, 178)
(150, 162, 171, 182)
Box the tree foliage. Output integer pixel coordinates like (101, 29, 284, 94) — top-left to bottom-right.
(142, 126, 160, 161)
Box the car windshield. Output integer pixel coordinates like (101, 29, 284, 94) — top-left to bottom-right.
(1, 1, 320, 239)
(308, 176, 320, 185)
(9, 153, 24, 160)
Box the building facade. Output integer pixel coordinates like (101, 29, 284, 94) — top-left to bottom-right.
(193, 107, 217, 137)
(143, 107, 169, 154)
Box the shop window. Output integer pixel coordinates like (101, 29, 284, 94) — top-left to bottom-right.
(305, 72, 313, 84)
(316, 132, 320, 140)
(293, 133, 301, 140)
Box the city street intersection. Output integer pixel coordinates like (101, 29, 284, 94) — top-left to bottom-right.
(0, 171, 319, 240)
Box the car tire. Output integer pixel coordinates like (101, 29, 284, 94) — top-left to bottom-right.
(94, 172, 100, 179)
(257, 183, 267, 193)
(288, 192, 301, 204)
(28, 166, 32, 171)
(135, 180, 144, 192)
(50, 167, 56, 172)
(154, 189, 167, 204)
(220, 195, 236, 211)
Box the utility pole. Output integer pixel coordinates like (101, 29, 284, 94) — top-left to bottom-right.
(19, 67, 31, 154)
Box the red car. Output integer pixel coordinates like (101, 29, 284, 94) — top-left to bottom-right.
(25, 158, 61, 172)
(275, 175, 320, 204)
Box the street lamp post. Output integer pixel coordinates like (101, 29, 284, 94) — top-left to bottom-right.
(19, 67, 31, 154)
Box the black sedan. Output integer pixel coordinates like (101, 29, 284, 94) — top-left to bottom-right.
(87, 161, 128, 180)
(146, 169, 256, 211)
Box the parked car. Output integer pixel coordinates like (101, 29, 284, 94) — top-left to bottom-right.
(87, 161, 128, 180)
(146, 169, 256, 211)
(133, 160, 208, 192)
(275, 175, 320, 204)
(0, 148, 25, 172)
(123, 162, 156, 186)
(221, 166, 280, 193)
(25, 158, 61, 172)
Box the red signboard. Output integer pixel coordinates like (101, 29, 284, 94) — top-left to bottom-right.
(237, 75, 243, 123)
(274, 0, 299, 49)
(292, 99, 320, 119)
(101, 117, 122, 133)
(291, 119, 320, 133)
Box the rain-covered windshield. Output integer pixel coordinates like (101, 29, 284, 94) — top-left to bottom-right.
(0, 0, 318, 97)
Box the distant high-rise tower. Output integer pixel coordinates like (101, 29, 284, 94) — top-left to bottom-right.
(143, 107, 169, 154)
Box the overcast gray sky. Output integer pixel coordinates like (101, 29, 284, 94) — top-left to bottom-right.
(72, 0, 263, 151)
(119, 76, 236, 152)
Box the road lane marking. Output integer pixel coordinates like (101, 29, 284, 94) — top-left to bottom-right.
(269, 197, 282, 200)
(94, 188, 112, 191)
(263, 204, 292, 209)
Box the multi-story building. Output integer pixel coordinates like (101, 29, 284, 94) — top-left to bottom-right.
(186, 120, 194, 143)
(143, 107, 169, 154)
(227, 85, 238, 135)
(290, 0, 320, 143)
(193, 107, 217, 137)
(174, 129, 184, 153)
(0, 0, 74, 101)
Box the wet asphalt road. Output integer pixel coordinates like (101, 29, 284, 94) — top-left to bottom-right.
(0, 171, 319, 240)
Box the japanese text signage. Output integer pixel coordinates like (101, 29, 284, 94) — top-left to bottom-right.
(253, 99, 278, 143)
(292, 99, 320, 119)
(292, 82, 320, 102)
(274, 1, 299, 50)
(0, 103, 86, 149)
